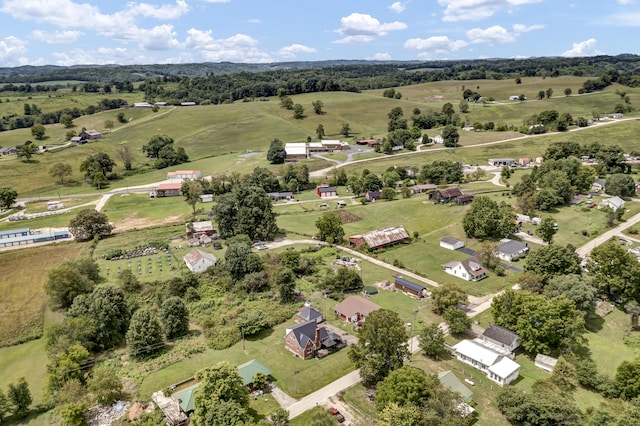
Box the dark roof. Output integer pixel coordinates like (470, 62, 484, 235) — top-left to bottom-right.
(437, 187, 464, 198)
(318, 186, 337, 193)
(456, 194, 475, 203)
(461, 258, 486, 277)
(394, 277, 425, 293)
(287, 321, 317, 348)
(440, 237, 462, 246)
(499, 239, 528, 255)
(297, 307, 323, 322)
(366, 191, 380, 198)
(483, 324, 520, 346)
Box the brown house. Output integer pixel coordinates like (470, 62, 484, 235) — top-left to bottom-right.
(348, 226, 409, 250)
(284, 321, 342, 359)
(334, 295, 381, 324)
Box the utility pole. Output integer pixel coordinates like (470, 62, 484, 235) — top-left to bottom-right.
(242, 327, 245, 351)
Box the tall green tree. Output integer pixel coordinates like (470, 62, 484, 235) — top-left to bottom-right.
(69, 209, 112, 242)
(46, 343, 90, 394)
(159, 297, 190, 340)
(616, 359, 640, 400)
(127, 308, 164, 358)
(49, 163, 73, 184)
(87, 364, 123, 404)
(292, 103, 304, 119)
(31, 123, 46, 140)
(588, 241, 640, 303)
(442, 125, 459, 147)
(16, 142, 37, 160)
(315, 212, 344, 243)
(0, 389, 11, 423)
(45, 263, 95, 310)
(431, 283, 467, 314)
(212, 184, 278, 241)
(312, 100, 324, 115)
(545, 274, 597, 313)
(266, 138, 286, 164)
(375, 366, 431, 412)
(443, 307, 471, 334)
(418, 323, 446, 359)
(116, 145, 134, 171)
(0, 187, 18, 210)
(315, 124, 325, 140)
(142, 134, 174, 158)
(349, 309, 408, 386)
(536, 217, 557, 244)
(191, 361, 250, 426)
(524, 244, 581, 283)
(462, 196, 516, 239)
(7, 377, 32, 418)
(224, 235, 263, 280)
(606, 174, 636, 197)
(181, 179, 203, 217)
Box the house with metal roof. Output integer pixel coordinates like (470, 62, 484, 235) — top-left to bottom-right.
(237, 359, 272, 386)
(442, 258, 487, 281)
(296, 307, 324, 324)
(481, 324, 521, 354)
(496, 239, 529, 262)
(440, 237, 464, 251)
(394, 277, 427, 298)
(600, 196, 625, 212)
(451, 340, 520, 386)
(183, 249, 217, 274)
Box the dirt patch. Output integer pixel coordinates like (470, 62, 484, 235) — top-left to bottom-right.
(336, 210, 361, 224)
(114, 214, 183, 233)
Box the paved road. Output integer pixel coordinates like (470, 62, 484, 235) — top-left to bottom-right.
(576, 210, 640, 258)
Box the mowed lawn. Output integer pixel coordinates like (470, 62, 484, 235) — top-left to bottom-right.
(101, 193, 192, 230)
(0, 242, 86, 347)
(138, 320, 355, 400)
(0, 338, 49, 406)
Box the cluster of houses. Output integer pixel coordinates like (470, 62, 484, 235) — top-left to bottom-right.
(487, 157, 541, 168)
(285, 140, 350, 161)
(0, 227, 70, 249)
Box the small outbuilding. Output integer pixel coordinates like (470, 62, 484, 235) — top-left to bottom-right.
(316, 185, 337, 198)
(394, 277, 427, 298)
(535, 354, 559, 373)
(440, 237, 464, 251)
(481, 324, 521, 354)
(296, 306, 324, 324)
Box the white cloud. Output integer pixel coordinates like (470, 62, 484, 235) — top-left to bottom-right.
(437, 0, 542, 22)
(617, 0, 633, 4)
(138, 25, 180, 51)
(371, 52, 392, 60)
(247, 18, 262, 24)
(200, 0, 230, 2)
(184, 28, 271, 62)
(561, 38, 603, 57)
(389, 1, 407, 13)
(467, 25, 517, 44)
(278, 44, 316, 58)
(603, 11, 640, 26)
(0, 36, 28, 66)
(513, 23, 544, 33)
(335, 13, 407, 43)
(127, 0, 190, 20)
(31, 30, 82, 44)
(404, 36, 468, 55)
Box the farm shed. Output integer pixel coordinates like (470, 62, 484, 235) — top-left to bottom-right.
(535, 354, 558, 373)
(394, 277, 427, 298)
(440, 237, 464, 251)
(348, 226, 409, 250)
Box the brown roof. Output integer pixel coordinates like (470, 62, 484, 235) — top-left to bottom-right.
(157, 183, 183, 191)
(437, 187, 464, 198)
(350, 226, 409, 249)
(183, 248, 217, 267)
(334, 295, 380, 319)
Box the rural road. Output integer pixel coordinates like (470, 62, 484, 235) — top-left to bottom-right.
(576, 210, 640, 258)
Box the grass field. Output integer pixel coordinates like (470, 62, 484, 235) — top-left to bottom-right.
(0, 242, 86, 347)
(101, 193, 191, 230)
(0, 210, 76, 232)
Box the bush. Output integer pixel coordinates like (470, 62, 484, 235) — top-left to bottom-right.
(495, 265, 506, 276)
(629, 227, 639, 235)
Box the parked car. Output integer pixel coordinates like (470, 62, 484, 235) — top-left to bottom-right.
(330, 408, 345, 423)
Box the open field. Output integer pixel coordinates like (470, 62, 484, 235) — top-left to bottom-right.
(101, 193, 191, 230)
(24, 195, 100, 213)
(0, 210, 76, 231)
(0, 242, 86, 346)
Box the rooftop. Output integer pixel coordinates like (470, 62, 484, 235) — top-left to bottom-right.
(334, 295, 381, 319)
(483, 324, 520, 347)
(183, 248, 217, 267)
(498, 239, 528, 255)
(438, 371, 473, 401)
(350, 226, 409, 249)
(394, 277, 425, 293)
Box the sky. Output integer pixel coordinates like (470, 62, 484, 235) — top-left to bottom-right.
(0, 0, 639, 67)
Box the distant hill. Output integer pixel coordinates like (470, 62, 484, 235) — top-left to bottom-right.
(1, 55, 640, 84)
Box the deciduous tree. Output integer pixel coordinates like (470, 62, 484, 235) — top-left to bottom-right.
(315, 212, 344, 243)
(443, 307, 471, 334)
(524, 244, 581, 283)
(431, 283, 467, 315)
(7, 377, 32, 418)
(45, 263, 95, 310)
(545, 274, 596, 312)
(69, 209, 112, 242)
(212, 184, 278, 241)
(266, 138, 286, 164)
(87, 364, 123, 404)
(0, 187, 18, 210)
(616, 359, 640, 399)
(606, 174, 636, 197)
(31, 123, 46, 139)
(418, 323, 446, 359)
(127, 308, 163, 358)
(312, 100, 324, 115)
(442, 125, 459, 147)
(588, 241, 640, 303)
(349, 309, 408, 386)
(462, 196, 516, 239)
(17, 142, 37, 160)
(536, 216, 557, 244)
(159, 297, 190, 340)
(49, 162, 73, 184)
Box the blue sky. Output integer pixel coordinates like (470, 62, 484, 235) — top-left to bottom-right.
(0, 0, 639, 66)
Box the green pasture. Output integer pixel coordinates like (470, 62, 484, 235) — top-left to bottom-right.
(0, 242, 86, 347)
(0, 338, 48, 405)
(24, 196, 100, 213)
(101, 193, 191, 228)
(138, 320, 355, 400)
(0, 210, 76, 232)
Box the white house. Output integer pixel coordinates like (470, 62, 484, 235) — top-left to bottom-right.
(496, 239, 529, 262)
(167, 170, 202, 181)
(442, 258, 487, 281)
(183, 249, 217, 273)
(600, 196, 625, 212)
(451, 340, 521, 386)
(440, 237, 464, 251)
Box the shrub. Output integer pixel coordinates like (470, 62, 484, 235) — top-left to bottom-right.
(495, 265, 506, 276)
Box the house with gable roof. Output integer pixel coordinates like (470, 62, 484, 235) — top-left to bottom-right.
(284, 321, 342, 359)
(496, 239, 529, 262)
(442, 258, 487, 281)
(481, 324, 521, 354)
(451, 339, 520, 386)
(296, 306, 324, 324)
(183, 249, 217, 273)
(600, 196, 625, 212)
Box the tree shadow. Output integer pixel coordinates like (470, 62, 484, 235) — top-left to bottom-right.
(585, 313, 605, 333)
